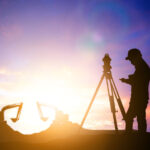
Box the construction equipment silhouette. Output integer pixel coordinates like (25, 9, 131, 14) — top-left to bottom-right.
(80, 54, 126, 131)
(11, 102, 23, 122)
(36, 102, 49, 121)
(36, 102, 69, 125)
(0, 102, 23, 122)
(36, 102, 59, 121)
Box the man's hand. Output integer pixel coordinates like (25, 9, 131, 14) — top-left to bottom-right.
(120, 78, 128, 83)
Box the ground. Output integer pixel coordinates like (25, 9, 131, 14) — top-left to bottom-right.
(1, 130, 150, 150)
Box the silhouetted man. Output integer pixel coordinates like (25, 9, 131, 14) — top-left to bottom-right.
(120, 48, 150, 133)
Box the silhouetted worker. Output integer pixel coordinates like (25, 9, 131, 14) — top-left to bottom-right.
(120, 48, 150, 133)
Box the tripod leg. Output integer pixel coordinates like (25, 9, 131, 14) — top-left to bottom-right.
(110, 77, 126, 120)
(112, 111, 118, 131)
(106, 78, 118, 131)
(80, 74, 105, 129)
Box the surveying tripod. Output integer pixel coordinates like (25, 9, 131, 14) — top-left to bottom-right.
(80, 54, 126, 131)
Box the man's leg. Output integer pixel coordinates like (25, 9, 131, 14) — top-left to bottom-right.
(125, 105, 135, 133)
(137, 104, 147, 133)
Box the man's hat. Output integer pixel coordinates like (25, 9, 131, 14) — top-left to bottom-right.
(126, 48, 142, 60)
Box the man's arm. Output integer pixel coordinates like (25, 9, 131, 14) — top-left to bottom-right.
(120, 78, 131, 84)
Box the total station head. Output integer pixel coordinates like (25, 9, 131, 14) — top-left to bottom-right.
(103, 53, 112, 73)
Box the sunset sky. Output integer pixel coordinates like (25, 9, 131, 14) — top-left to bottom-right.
(0, 0, 150, 134)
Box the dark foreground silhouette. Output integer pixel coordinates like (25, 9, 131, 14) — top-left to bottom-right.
(120, 48, 150, 133)
(1, 121, 150, 150)
(1, 130, 150, 150)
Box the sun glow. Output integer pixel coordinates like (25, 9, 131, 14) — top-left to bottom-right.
(18, 68, 76, 111)
(3, 67, 82, 134)
(2, 64, 115, 134)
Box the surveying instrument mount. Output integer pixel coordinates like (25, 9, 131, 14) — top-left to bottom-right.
(80, 54, 126, 131)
